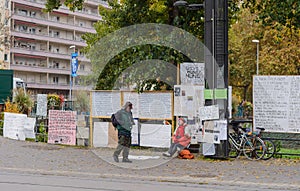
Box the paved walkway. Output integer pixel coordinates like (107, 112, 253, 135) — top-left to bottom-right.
(0, 136, 299, 190)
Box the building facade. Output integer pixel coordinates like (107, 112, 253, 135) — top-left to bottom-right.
(0, 0, 107, 98)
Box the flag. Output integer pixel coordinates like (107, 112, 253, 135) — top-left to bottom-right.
(71, 52, 78, 77)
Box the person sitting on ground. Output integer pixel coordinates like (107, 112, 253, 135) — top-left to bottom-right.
(163, 118, 191, 157)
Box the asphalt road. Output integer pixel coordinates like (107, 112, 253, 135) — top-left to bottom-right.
(1, 170, 298, 191)
(0, 136, 299, 190)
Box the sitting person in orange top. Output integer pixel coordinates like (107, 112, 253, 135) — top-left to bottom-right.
(163, 118, 191, 157)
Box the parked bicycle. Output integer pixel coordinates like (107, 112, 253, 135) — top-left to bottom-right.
(228, 125, 266, 160)
(253, 127, 276, 160)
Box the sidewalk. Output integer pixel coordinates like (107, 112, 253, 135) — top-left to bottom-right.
(0, 136, 299, 189)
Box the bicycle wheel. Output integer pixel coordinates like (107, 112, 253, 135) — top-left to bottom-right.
(243, 136, 265, 160)
(262, 139, 276, 160)
(228, 139, 240, 158)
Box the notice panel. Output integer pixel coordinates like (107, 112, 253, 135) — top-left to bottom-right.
(253, 76, 300, 133)
(48, 110, 77, 145)
(91, 91, 121, 117)
(138, 92, 172, 119)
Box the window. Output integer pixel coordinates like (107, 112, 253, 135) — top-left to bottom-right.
(5, 0, 9, 8)
(29, 28, 36, 34)
(30, 11, 36, 17)
(19, 25, 28, 32)
(53, 31, 60, 37)
(53, 77, 58, 84)
(31, 45, 36, 50)
(4, 54, 8, 61)
(20, 9, 28, 16)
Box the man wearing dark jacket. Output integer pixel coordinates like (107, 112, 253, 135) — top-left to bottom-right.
(113, 102, 135, 163)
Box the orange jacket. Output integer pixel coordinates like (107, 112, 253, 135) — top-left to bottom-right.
(172, 125, 191, 147)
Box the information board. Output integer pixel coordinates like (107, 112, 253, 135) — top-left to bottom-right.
(36, 94, 47, 117)
(138, 92, 172, 119)
(174, 85, 205, 118)
(253, 76, 300, 133)
(199, 105, 220, 121)
(91, 91, 121, 117)
(123, 92, 139, 118)
(140, 124, 171, 148)
(93, 122, 109, 147)
(3, 112, 27, 140)
(48, 110, 77, 145)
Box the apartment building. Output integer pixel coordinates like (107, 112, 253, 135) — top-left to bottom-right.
(0, 0, 107, 97)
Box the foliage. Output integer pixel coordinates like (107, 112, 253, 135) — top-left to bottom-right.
(4, 98, 20, 113)
(36, 122, 48, 142)
(73, 90, 90, 112)
(47, 94, 62, 110)
(244, 0, 300, 30)
(13, 89, 34, 115)
(45, 0, 84, 12)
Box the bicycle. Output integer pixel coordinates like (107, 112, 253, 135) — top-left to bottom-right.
(254, 127, 276, 160)
(228, 126, 266, 160)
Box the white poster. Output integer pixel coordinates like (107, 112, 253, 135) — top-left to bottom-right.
(93, 122, 109, 147)
(139, 92, 172, 119)
(217, 120, 227, 140)
(36, 94, 47, 117)
(203, 121, 214, 144)
(91, 91, 121, 117)
(131, 119, 139, 145)
(23, 117, 36, 139)
(174, 85, 205, 118)
(123, 92, 139, 118)
(199, 105, 220, 121)
(203, 143, 215, 156)
(3, 112, 27, 140)
(253, 76, 300, 133)
(140, 124, 171, 148)
(180, 62, 205, 85)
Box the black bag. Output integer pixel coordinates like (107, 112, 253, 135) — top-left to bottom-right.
(111, 113, 119, 128)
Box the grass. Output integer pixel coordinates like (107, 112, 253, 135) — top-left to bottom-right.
(275, 148, 300, 159)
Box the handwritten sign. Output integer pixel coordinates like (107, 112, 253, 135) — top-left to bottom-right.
(36, 94, 48, 116)
(180, 62, 205, 85)
(3, 112, 27, 140)
(23, 117, 36, 139)
(253, 76, 300, 133)
(123, 92, 139, 118)
(48, 110, 76, 145)
(199, 105, 220, 121)
(91, 91, 121, 117)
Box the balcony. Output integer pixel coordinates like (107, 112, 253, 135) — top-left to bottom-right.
(11, 47, 90, 62)
(85, 0, 110, 8)
(11, 64, 71, 75)
(12, 14, 96, 34)
(27, 82, 70, 90)
(11, 31, 87, 47)
(12, 0, 103, 21)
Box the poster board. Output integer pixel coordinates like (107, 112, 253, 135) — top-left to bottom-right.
(91, 91, 121, 117)
(140, 124, 171, 148)
(36, 94, 47, 117)
(202, 120, 222, 144)
(48, 110, 76, 145)
(3, 112, 27, 140)
(93, 122, 109, 147)
(253, 76, 300, 133)
(138, 92, 172, 119)
(23, 117, 36, 139)
(131, 119, 139, 145)
(174, 85, 205, 118)
(180, 62, 205, 85)
(199, 105, 220, 121)
(123, 92, 139, 118)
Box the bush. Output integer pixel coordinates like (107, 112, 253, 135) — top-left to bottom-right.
(13, 89, 34, 115)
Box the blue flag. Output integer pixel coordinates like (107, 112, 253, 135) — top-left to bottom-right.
(71, 53, 78, 77)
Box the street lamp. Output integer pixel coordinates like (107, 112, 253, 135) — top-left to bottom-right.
(173, 1, 204, 10)
(69, 45, 76, 109)
(252, 39, 259, 75)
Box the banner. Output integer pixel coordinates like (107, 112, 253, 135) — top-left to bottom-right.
(71, 52, 78, 77)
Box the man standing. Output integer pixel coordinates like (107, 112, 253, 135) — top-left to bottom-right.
(113, 102, 134, 163)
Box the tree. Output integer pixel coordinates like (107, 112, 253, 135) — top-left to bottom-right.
(244, 0, 300, 30)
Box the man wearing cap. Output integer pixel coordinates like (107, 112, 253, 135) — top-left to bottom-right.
(163, 117, 191, 157)
(113, 102, 135, 163)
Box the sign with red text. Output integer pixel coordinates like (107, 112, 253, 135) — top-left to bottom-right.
(48, 110, 76, 145)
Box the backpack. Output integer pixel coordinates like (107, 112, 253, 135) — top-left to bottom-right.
(111, 113, 119, 128)
(178, 149, 194, 159)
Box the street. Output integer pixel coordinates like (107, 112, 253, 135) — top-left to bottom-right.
(0, 136, 299, 190)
